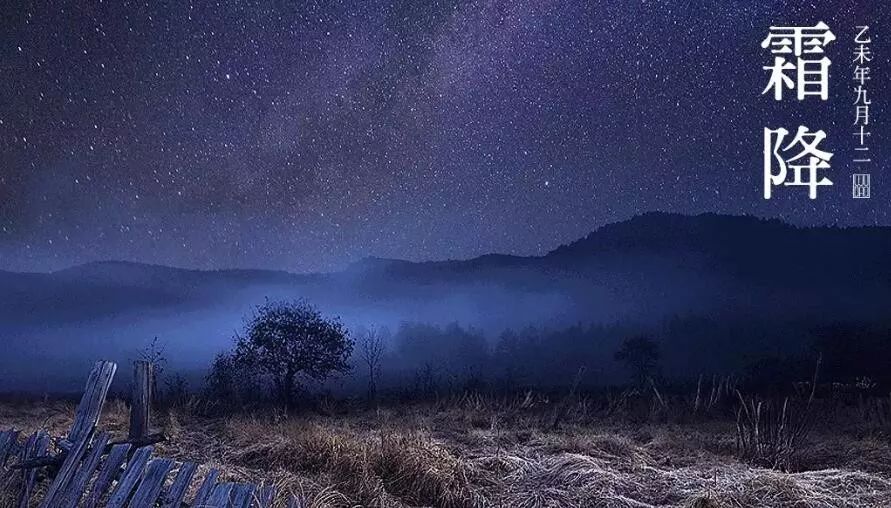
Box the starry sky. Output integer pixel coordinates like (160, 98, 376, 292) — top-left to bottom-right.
(0, 0, 888, 273)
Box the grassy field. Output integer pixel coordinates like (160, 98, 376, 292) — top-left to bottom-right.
(2, 393, 890, 507)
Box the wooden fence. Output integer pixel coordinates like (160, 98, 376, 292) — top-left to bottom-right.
(0, 361, 303, 507)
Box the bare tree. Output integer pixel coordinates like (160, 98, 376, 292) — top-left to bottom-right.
(359, 326, 388, 403)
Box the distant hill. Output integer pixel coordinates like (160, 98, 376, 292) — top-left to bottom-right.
(2, 212, 889, 328)
(1, 212, 889, 391)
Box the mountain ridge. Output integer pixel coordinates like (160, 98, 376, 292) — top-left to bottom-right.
(2, 211, 889, 391)
(5, 212, 887, 277)
(1, 212, 888, 332)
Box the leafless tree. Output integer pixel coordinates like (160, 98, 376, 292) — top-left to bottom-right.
(359, 326, 388, 403)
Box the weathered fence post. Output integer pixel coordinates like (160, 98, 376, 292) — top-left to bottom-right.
(129, 361, 153, 440)
(4, 359, 270, 507)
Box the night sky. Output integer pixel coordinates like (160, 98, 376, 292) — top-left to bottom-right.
(1, 0, 888, 273)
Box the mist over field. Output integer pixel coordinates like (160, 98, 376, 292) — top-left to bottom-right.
(2, 212, 889, 393)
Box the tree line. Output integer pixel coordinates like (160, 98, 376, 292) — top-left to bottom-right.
(199, 299, 891, 408)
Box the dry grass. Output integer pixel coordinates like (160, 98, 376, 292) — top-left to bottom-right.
(1, 398, 890, 507)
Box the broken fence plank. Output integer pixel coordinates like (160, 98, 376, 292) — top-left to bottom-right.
(0, 429, 20, 466)
(83, 442, 132, 508)
(107, 432, 167, 452)
(15, 432, 38, 508)
(256, 485, 276, 508)
(11, 454, 62, 470)
(17, 431, 50, 508)
(229, 483, 256, 508)
(16, 433, 37, 465)
(160, 461, 198, 508)
(18, 433, 166, 472)
(128, 457, 174, 507)
(38, 427, 95, 508)
(105, 445, 154, 508)
(129, 361, 153, 440)
(0, 430, 11, 462)
(59, 431, 110, 508)
(190, 468, 220, 507)
(69, 360, 117, 444)
(205, 482, 235, 506)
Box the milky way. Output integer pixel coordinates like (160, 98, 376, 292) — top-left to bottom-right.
(1, 0, 888, 272)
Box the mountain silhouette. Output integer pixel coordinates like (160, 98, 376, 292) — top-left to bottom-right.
(1, 211, 889, 392)
(2, 212, 889, 328)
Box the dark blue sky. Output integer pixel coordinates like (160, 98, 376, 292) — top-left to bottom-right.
(0, 0, 887, 272)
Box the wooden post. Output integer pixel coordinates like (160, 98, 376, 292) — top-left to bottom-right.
(67, 361, 117, 445)
(129, 361, 153, 440)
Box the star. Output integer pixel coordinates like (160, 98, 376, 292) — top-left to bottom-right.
(0, 0, 886, 272)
